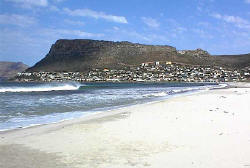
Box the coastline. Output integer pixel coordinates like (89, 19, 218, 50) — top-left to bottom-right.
(1, 82, 250, 168)
(0, 82, 221, 131)
(0, 83, 215, 133)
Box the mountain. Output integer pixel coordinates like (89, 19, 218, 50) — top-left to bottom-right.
(27, 39, 250, 72)
(213, 53, 250, 69)
(0, 61, 29, 80)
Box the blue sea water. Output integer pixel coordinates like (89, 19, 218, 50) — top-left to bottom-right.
(0, 82, 224, 131)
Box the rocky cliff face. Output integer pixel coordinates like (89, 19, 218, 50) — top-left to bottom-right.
(27, 39, 249, 72)
(0, 61, 28, 79)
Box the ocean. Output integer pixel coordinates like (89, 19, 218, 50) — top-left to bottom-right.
(0, 82, 224, 131)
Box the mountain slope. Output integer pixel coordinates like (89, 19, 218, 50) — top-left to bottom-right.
(27, 39, 249, 72)
(213, 53, 250, 69)
(0, 61, 29, 79)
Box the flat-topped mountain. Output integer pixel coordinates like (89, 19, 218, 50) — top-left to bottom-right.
(0, 61, 28, 80)
(27, 39, 249, 72)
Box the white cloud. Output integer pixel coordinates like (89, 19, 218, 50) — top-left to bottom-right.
(141, 17, 160, 28)
(245, 0, 250, 4)
(211, 13, 250, 29)
(64, 19, 85, 26)
(6, 0, 48, 8)
(42, 28, 104, 38)
(63, 8, 128, 24)
(60, 30, 103, 38)
(0, 14, 36, 27)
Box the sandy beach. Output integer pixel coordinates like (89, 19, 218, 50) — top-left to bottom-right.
(0, 83, 250, 168)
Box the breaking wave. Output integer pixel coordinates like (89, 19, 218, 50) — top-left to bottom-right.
(0, 82, 83, 92)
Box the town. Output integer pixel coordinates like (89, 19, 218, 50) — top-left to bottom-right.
(15, 62, 250, 83)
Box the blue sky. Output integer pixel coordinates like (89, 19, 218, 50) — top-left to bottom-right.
(0, 0, 250, 66)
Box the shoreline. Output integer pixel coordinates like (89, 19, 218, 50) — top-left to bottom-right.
(0, 86, 209, 134)
(0, 82, 225, 133)
(1, 82, 250, 168)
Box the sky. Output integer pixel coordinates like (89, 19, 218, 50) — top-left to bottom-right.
(0, 0, 250, 66)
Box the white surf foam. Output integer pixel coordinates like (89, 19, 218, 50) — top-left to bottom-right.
(0, 83, 83, 92)
(147, 92, 168, 97)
